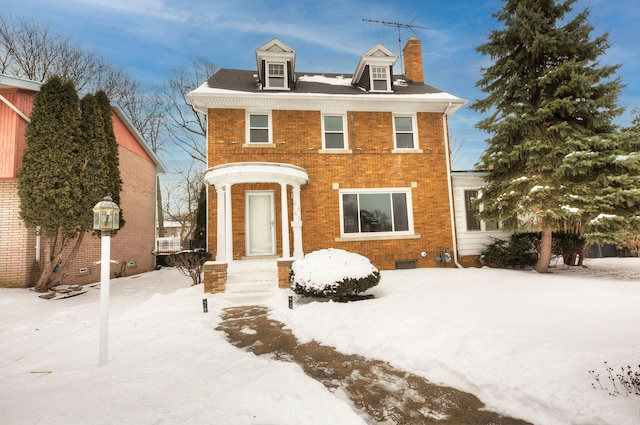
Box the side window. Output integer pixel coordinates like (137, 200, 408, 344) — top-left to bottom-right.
(393, 115, 417, 149)
(247, 112, 271, 144)
(371, 66, 389, 91)
(465, 190, 481, 231)
(322, 114, 347, 149)
(341, 189, 413, 236)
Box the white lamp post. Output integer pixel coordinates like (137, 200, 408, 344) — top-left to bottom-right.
(93, 194, 120, 366)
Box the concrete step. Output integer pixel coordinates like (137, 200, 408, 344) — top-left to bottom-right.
(225, 281, 276, 294)
(224, 291, 276, 304)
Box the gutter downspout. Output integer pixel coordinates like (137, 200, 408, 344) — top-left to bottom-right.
(443, 103, 463, 268)
(0, 93, 31, 123)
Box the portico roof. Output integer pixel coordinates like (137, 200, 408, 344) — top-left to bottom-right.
(204, 162, 309, 187)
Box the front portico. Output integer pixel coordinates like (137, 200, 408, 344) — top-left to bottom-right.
(203, 162, 309, 293)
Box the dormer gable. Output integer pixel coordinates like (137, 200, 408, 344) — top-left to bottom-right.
(255, 38, 296, 91)
(351, 44, 398, 93)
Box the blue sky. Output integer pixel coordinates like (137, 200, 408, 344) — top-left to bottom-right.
(5, 0, 639, 170)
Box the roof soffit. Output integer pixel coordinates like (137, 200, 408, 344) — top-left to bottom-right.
(189, 90, 467, 114)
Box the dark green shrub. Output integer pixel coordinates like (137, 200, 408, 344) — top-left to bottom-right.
(290, 248, 380, 301)
(553, 232, 586, 265)
(481, 231, 587, 268)
(480, 233, 537, 268)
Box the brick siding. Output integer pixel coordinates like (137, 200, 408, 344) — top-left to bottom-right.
(207, 108, 455, 270)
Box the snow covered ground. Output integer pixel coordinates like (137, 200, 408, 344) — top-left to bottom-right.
(1, 257, 639, 424)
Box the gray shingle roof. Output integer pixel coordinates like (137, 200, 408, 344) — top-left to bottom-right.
(206, 68, 447, 96)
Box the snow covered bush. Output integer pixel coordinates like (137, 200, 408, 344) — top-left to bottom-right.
(289, 248, 380, 300)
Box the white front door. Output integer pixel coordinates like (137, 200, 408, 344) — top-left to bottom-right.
(246, 191, 276, 256)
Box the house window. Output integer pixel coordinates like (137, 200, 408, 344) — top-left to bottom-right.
(393, 115, 417, 149)
(371, 66, 389, 91)
(465, 190, 481, 231)
(247, 112, 271, 144)
(341, 189, 412, 235)
(266, 62, 286, 89)
(322, 114, 347, 149)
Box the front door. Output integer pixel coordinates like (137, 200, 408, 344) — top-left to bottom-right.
(246, 191, 276, 256)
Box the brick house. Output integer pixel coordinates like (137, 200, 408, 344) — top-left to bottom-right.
(0, 74, 164, 288)
(188, 38, 469, 292)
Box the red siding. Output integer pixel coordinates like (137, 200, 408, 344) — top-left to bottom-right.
(0, 89, 34, 179)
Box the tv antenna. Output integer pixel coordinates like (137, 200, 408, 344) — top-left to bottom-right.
(362, 18, 429, 75)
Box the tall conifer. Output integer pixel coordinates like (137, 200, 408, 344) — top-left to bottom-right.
(94, 91, 125, 230)
(18, 79, 127, 290)
(472, 0, 640, 271)
(18, 77, 85, 290)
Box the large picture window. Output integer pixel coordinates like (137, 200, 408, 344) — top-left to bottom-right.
(322, 114, 347, 149)
(247, 112, 271, 144)
(341, 189, 412, 235)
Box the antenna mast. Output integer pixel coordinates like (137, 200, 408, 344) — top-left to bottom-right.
(362, 18, 429, 75)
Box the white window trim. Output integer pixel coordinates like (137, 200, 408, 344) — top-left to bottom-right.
(392, 114, 419, 151)
(369, 65, 391, 92)
(321, 113, 349, 151)
(338, 187, 415, 238)
(245, 111, 273, 145)
(265, 60, 288, 90)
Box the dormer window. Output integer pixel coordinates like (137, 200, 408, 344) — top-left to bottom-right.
(255, 39, 296, 91)
(371, 66, 390, 91)
(352, 44, 398, 93)
(267, 62, 286, 89)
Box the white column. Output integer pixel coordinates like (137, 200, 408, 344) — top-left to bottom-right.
(225, 183, 233, 262)
(215, 184, 226, 262)
(280, 183, 291, 258)
(98, 231, 111, 366)
(291, 184, 303, 259)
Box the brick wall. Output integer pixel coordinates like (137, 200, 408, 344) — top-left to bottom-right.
(54, 146, 158, 286)
(0, 145, 158, 288)
(0, 181, 39, 287)
(207, 108, 455, 270)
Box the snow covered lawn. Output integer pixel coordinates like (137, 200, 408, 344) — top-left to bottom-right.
(1, 258, 639, 424)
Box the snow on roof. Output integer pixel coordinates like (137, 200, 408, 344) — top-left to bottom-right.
(297, 74, 352, 86)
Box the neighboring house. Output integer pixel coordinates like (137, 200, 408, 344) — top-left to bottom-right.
(451, 171, 511, 266)
(157, 220, 192, 240)
(188, 38, 469, 292)
(0, 74, 164, 288)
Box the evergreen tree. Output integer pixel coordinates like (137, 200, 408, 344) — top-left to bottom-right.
(471, 0, 640, 272)
(18, 76, 85, 290)
(18, 78, 127, 291)
(95, 91, 125, 230)
(193, 183, 207, 241)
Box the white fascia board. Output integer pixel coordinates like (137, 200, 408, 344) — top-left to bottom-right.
(188, 89, 468, 115)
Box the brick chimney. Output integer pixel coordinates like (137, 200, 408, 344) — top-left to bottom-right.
(402, 37, 424, 83)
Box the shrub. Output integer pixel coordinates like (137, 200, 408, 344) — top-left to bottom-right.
(589, 362, 640, 397)
(290, 248, 380, 300)
(166, 250, 212, 286)
(481, 231, 587, 268)
(480, 233, 538, 268)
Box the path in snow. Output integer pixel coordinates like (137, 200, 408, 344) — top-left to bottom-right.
(216, 305, 533, 425)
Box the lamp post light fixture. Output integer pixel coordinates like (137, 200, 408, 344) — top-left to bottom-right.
(93, 194, 120, 366)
